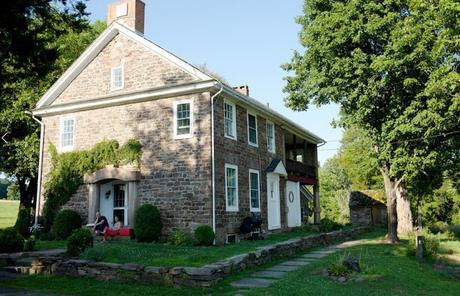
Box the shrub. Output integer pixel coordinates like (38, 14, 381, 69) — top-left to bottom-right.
(39, 231, 55, 241)
(447, 225, 460, 240)
(134, 204, 162, 242)
(328, 262, 351, 276)
(14, 208, 32, 237)
(23, 236, 36, 252)
(53, 209, 82, 240)
(319, 218, 342, 232)
(428, 221, 448, 234)
(0, 228, 24, 253)
(67, 228, 93, 256)
(81, 247, 105, 262)
(194, 224, 215, 246)
(406, 232, 440, 258)
(168, 229, 192, 246)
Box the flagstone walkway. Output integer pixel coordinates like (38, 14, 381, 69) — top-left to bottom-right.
(230, 239, 369, 289)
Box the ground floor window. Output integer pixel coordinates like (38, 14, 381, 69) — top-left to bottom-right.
(249, 169, 260, 212)
(113, 183, 127, 225)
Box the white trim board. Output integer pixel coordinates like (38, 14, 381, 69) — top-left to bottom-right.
(36, 21, 211, 109)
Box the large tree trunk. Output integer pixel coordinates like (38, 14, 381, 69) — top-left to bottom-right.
(18, 175, 36, 210)
(381, 169, 399, 243)
(396, 181, 413, 234)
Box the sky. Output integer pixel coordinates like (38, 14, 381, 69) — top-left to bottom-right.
(85, 0, 343, 165)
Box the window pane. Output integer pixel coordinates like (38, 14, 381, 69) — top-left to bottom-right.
(267, 122, 275, 152)
(61, 119, 74, 148)
(226, 167, 237, 208)
(248, 114, 257, 144)
(250, 172, 259, 209)
(112, 67, 123, 89)
(114, 184, 126, 208)
(176, 103, 191, 136)
(224, 103, 234, 137)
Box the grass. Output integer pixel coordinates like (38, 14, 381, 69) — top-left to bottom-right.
(2, 228, 459, 295)
(80, 228, 317, 267)
(0, 200, 19, 229)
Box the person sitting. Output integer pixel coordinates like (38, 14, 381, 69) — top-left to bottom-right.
(93, 211, 109, 235)
(103, 216, 124, 241)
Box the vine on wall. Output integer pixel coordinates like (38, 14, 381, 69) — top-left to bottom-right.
(42, 139, 142, 229)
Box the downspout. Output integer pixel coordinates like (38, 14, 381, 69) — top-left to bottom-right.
(211, 82, 224, 240)
(25, 111, 44, 226)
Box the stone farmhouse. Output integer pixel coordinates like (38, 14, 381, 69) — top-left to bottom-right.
(32, 0, 324, 243)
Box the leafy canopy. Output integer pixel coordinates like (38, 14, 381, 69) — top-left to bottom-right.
(283, 0, 459, 185)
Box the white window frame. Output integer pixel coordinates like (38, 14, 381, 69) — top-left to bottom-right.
(225, 163, 239, 212)
(110, 65, 124, 91)
(223, 100, 237, 140)
(113, 182, 128, 226)
(266, 121, 276, 154)
(59, 116, 75, 152)
(247, 111, 258, 147)
(249, 169, 261, 212)
(173, 99, 193, 139)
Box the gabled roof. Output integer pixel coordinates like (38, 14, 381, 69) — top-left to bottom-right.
(266, 159, 288, 176)
(36, 21, 212, 109)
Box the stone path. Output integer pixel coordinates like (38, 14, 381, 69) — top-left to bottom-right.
(230, 239, 369, 289)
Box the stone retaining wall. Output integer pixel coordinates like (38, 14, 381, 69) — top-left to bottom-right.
(11, 227, 369, 287)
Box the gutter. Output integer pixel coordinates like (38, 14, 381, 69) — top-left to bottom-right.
(210, 82, 224, 242)
(25, 111, 44, 226)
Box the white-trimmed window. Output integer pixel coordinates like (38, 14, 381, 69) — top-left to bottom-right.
(111, 66, 124, 90)
(224, 100, 236, 140)
(247, 112, 258, 147)
(266, 121, 276, 153)
(174, 100, 193, 139)
(60, 117, 75, 151)
(225, 164, 238, 211)
(249, 169, 260, 212)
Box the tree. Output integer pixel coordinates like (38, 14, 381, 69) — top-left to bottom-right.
(0, 1, 104, 210)
(320, 156, 351, 224)
(283, 0, 459, 242)
(7, 183, 20, 201)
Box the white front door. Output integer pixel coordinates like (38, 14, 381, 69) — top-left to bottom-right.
(267, 173, 281, 230)
(286, 181, 301, 227)
(99, 182, 114, 227)
(99, 181, 128, 227)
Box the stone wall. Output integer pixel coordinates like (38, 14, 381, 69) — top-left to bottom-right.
(213, 95, 288, 242)
(40, 92, 212, 235)
(350, 208, 372, 226)
(11, 227, 369, 288)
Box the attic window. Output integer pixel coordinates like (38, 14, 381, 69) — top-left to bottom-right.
(111, 66, 124, 90)
(116, 3, 128, 17)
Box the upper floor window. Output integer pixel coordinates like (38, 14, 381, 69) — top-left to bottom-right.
(247, 112, 258, 147)
(174, 100, 193, 139)
(60, 117, 75, 151)
(266, 121, 275, 153)
(224, 100, 236, 140)
(225, 164, 239, 211)
(249, 169, 260, 212)
(111, 66, 124, 90)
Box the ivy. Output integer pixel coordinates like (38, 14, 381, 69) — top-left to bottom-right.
(42, 139, 142, 230)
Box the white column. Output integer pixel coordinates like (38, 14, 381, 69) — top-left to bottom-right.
(88, 183, 99, 224)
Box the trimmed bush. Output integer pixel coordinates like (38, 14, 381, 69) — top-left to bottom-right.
(53, 209, 82, 240)
(134, 204, 162, 242)
(67, 228, 93, 256)
(0, 227, 24, 253)
(14, 208, 31, 237)
(38, 231, 55, 241)
(194, 224, 215, 246)
(23, 236, 36, 252)
(168, 229, 192, 246)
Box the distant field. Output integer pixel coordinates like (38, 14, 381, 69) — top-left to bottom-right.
(0, 200, 19, 229)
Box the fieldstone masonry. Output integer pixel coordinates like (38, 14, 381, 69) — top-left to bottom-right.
(1, 227, 369, 288)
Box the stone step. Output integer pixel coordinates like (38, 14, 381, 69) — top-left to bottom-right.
(301, 253, 328, 259)
(0, 270, 19, 280)
(281, 260, 312, 266)
(230, 277, 274, 288)
(252, 270, 287, 279)
(2, 266, 30, 274)
(266, 264, 301, 272)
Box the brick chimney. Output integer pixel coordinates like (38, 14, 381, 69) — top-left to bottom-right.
(233, 85, 250, 96)
(107, 0, 145, 34)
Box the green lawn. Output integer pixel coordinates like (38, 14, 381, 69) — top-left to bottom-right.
(0, 200, 19, 229)
(35, 240, 67, 251)
(80, 228, 317, 267)
(2, 229, 459, 296)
